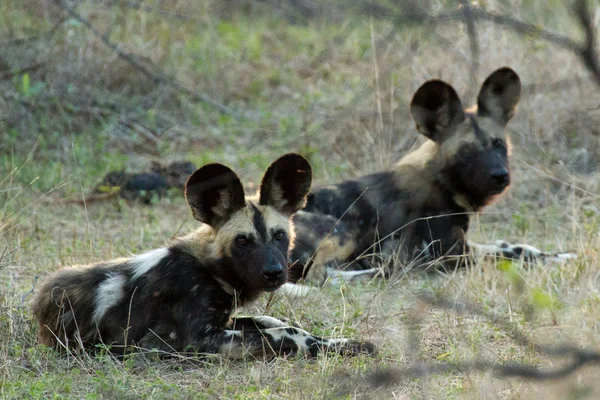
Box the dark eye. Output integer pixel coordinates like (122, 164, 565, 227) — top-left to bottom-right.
(235, 235, 248, 246)
(274, 231, 285, 241)
(493, 138, 506, 149)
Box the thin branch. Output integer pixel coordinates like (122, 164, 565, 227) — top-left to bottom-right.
(20, 276, 38, 303)
(366, 1, 600, 87)
(0, 17, 66, 46)
(49, 0, 240, 118)
(371, 350, 600, 387)
(368, 291, 600, 387)
(573, 0, 600, 86)
(118, 0, 195, 22)
(0, 60, 48, 80)
(457, 0, 479, 101)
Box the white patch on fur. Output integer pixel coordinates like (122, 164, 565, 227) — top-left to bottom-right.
(324, 338, 350, 346)
(555, 252, 578, 261)
(224, 330, 242, 338)
(326, 267, 379, 285)
(277, 282, 314, 297)
(93, 274, 127, 323)
(169, 332, 177, 340)
(453, 194, 475, 213)
(263, 327, 310, 355)
(214, 277, 235, 295)
(468, 240, 577, 263)
(262, 327, 353, 356)
(130, 248, 169, 281)
(467, 241, 503, 257)
(251, 316, 288, 329)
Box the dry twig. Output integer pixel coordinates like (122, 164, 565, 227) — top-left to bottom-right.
(370, 291, 600, 387)
(365, 0, 600, 87)
(49, 0, 240, 118)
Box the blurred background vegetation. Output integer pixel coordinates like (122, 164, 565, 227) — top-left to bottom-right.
(2, 1, 597, 194)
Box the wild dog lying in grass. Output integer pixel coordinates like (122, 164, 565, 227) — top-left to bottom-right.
(289, 68, 576, 285)
(32, 154, 375, 358)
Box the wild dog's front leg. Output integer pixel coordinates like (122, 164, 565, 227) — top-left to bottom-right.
(228, 316, 300, 330)
(467, 240, 577, 263)
(290, 211, 361, 285)
(209, 317, 376, 359)
(410, 214, 471, 270)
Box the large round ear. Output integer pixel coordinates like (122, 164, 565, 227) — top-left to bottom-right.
(259, 153, 312, 215)
(477, 67, 521, 125)
(185, 164, 246, 228)
(410, 80, 465, 142)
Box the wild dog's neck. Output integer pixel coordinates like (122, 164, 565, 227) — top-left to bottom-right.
(394, 139, 488, 212)
(180, 224, 223, 262)
(395, 140, 449, 187)
(418, 146, 484, 211)
(437, 161, 494, 212)
(395, 140, 439, 170)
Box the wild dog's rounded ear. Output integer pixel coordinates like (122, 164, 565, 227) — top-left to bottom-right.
(185, 164, 246, 228)
(477, 67, 521, 125)
(259, 153, 312, 215)
(410, 80, 465, 142)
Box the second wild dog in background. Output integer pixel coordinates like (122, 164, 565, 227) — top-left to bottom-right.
(31, 154, 376, 358)
(289, 68, 576, 285)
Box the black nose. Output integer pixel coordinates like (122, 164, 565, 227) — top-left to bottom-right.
(262, 263, 284, 281)
(490, 168, 509, 186)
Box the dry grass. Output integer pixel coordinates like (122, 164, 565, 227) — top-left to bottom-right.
(1, 0, 600, 398)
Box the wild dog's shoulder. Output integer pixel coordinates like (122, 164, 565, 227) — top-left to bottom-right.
(305, 171, 400, 221)
(129, 245, 214, 287)
(171, 224, 222, 266)
(291, 211, 355, 258)
(293, 210, 349, 234)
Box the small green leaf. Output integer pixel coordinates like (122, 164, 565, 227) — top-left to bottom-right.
(21, 73, 30, 95)
(97, 185, 121, 194)
(497, 260, 522, 286)
(530, 287, 559, 310)
(497, 260, 513, 272)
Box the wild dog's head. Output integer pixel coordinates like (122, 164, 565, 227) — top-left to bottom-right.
(185, 154, 312, 292)
(410, 67, 521, 207)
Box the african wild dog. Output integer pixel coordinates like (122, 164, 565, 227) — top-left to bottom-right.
(289, 68, 575, 285)
(31, 154, 376, 358)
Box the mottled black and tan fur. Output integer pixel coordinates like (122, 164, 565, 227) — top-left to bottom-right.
(290, 68, 575, 284)
(32, 154, 375, 358)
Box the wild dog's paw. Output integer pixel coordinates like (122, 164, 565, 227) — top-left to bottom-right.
(336, 340, 378, 357)
(277, 282, 315, 297)
(305, 262, 329, 286)
(326, 267, 381, 286)
(492, 240, 577, 263)
(550, 251, 578, 261)
(314, 339, 377, 357)
(358, 256, 395, 279)
(278, 317, 303, 329)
